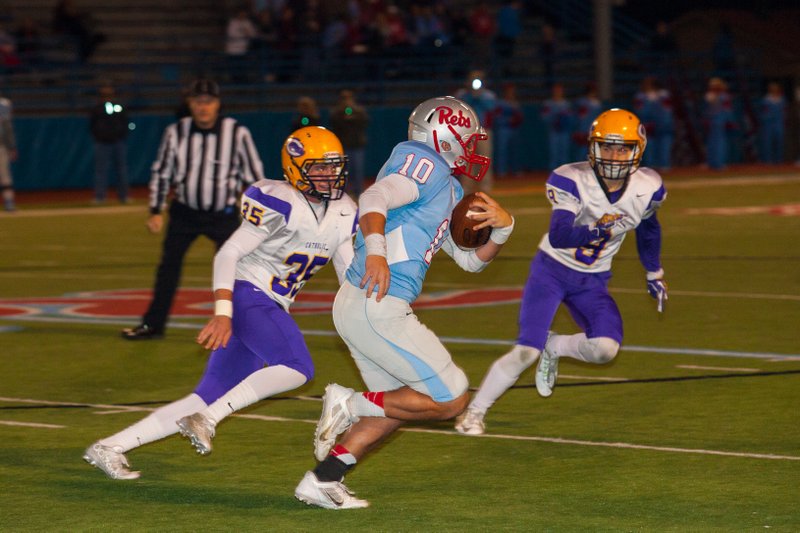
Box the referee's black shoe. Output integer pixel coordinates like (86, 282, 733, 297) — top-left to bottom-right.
(121, 324, 164, 340)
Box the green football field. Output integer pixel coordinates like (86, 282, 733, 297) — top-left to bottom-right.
(1, 170, 799, 531)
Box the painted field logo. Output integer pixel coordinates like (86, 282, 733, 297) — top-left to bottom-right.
(0, 287, 523, 323)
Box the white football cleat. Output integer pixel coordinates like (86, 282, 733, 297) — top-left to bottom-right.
(455, 408, 486, 436)
(83, 443, 140, 480)
(176, 413, 216, 455)
(314, 383, 358, 461)
(295, 471, 369, 509)
(535, 341, 559, 398)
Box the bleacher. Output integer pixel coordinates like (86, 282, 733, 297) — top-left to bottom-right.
(3, 0, 226, 114)
(2, 0, 605, 115)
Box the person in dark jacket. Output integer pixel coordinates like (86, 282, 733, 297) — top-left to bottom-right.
(89, 81, 129, 204)
(329, 90, 369, 196)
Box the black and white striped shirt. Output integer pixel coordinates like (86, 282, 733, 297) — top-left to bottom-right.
(149, 116, 265, 214)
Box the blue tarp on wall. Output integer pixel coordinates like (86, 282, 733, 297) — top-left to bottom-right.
(11, 107, 415, 191)
(8, 103, 628, 191)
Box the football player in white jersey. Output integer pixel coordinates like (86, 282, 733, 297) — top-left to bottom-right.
(456, 108, 668, 436)
(84, 127, 359, 479)
(293, 96, 515, 509)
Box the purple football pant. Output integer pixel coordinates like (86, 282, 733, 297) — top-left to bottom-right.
(517, 251, 623, 350)
(194, 280, 314, 404)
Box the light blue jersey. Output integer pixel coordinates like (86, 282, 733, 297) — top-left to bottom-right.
(346, 141, 463, 302)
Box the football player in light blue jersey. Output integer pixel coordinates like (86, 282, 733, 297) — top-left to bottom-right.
(294, 96, 515, 509)
(346, 139, 458, 302)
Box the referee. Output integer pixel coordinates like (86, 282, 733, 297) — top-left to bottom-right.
(122, 78, 265, 340)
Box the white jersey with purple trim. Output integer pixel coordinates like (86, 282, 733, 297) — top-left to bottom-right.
(539, 161, 666, 273)
(235, 179, 358, 310)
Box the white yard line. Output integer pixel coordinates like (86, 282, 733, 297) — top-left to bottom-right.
(559, 374, 630, 382)
(2, 395, 798, 461)
(0, 206, 143, 218)
(408, 428, 800, 461)
(0, 420, 65, 429)
(1, 314, 799, 360)
(676, 365, 759, 372)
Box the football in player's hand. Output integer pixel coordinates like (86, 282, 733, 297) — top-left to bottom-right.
(450, 193, 492, 250)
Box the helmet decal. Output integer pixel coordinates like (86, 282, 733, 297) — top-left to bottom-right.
(434, 105, 472, 128)
(282, 127, 348, 201)
(286, 137, 305, 157)
(408, 96, 489, 181)
(638, 122, 648, 142)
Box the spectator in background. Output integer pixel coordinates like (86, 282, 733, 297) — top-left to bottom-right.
(250, 8, 279, 82)
(329, 89, 370, 196)
(225, 7, 258, 82)
(52, 0, 106, 63)
(634, 76, 674, 171)
(541, 82, 573, 170)
(468, 2, 495, 69)
(712, 24, 736, 79)
(291, 96, 320, 132)
(456, 69, 497, 192)
(89, 81, 130, 204)
(572, 82, 602, 160)
(0, 22, 21, 72)
(14, 17, 43, 68)
(703, 77, 734, 170)
(539, 23, 557, 89)
(298, 0, 324, 81)
(494, 0, 522, 77)
(0, 93, 17, 212)
(758, 82, 786, 164)
(491, 82, 523, 179)
(275, 5, 298, 80)
(653, 80, 675, 170)
(380, 4, 412, 78)
(647, 21, 677, 73)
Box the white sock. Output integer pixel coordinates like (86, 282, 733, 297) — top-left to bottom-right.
(548, 333, 619, 364)
(347, 392, 385, 417)
(469, 344, 540, 413)
(99, 393, 207, 452)
(202, 365, 307, 424)
(548, 333, 587, 360)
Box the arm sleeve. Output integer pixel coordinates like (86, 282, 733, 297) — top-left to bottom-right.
(635, 212, 662, 272)
(212, 223, 266, 291)
(332, 236, 355, 284)
(358, 172, 420, 217)
(148, 125, 176, 214)
(440, 234, 489, 273)
(548, 209, 599, 248)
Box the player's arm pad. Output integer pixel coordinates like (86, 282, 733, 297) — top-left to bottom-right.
(440, 234, 489, 273)
(212, 224, 266, 291)
(548, 209, 600, 248)
(358, 172, 420, 217)
(635, 213, 662, 273)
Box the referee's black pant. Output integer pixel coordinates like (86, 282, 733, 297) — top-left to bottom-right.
(142, 201, 240, 332)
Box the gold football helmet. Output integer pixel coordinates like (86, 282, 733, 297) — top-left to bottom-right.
(282, 126, 348, 200)
(588, 108, 647, 182)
